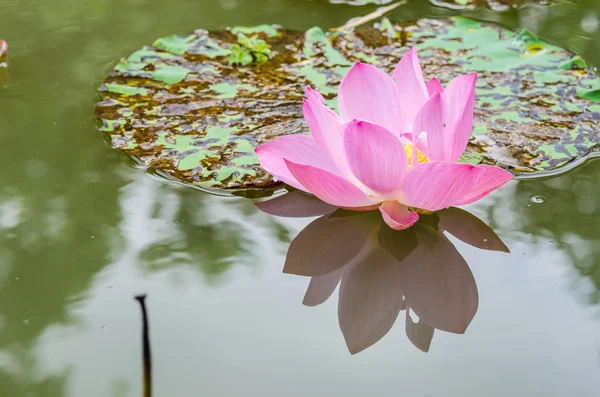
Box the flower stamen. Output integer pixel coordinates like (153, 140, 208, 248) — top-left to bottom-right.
(403, 144, 428, 170)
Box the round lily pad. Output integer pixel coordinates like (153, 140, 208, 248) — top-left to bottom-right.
(96, 17, 600, 192)
(430, 0, 559, 10)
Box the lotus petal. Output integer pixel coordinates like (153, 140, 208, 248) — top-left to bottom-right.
(401, 162, 485, 211)
(338, 62, 406, 135)
(344, 120, 408, 198)
(285, 159, 378, 208)
(393, 48, 429, 121)
(255, 134, 341, 191)
(379, 201, 419, 230)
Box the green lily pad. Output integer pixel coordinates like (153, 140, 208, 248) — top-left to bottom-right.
(430, 0, 560, 10)
(96, 17, 600, 192)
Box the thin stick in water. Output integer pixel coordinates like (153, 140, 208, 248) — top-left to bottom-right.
(330, 1, 406, 32)
(135, 294, 152, 397)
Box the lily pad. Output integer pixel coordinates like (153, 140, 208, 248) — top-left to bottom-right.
(430, 0, 560, 10)
(96, 17, 600, 192)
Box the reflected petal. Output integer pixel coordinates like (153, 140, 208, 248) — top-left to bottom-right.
(438, 207, 509, 252)
(284, 212, 377, 277)
(303, 267, 345, 307)
(400, 299, 407, 311)
(399, 225, 478, 334)
(255, 191, 336, 218)
(405, 308, 435, 353)
(338, 243, 403, 354)
(378, 223, 418, 262)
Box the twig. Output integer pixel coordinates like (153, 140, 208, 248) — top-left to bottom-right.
(0, 40, 7, 63)
(330, 1, 406, 32)
(135, 294, 152, 397)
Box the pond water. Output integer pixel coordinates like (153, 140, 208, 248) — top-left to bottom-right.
(1, 0, 600, 396)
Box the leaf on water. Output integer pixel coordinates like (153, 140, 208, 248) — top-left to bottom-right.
(229, 44, 254, 66)
(96, 17, 600, 193)
(231, 25, 281, 38)
(458, 151, 483, 165)
(430, 0, 561, 10)
(327, 0, 395, 5)
(230, 33, 272, 65)
(328, 0, 557, 8)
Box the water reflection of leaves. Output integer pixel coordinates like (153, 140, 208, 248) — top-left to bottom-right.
(258, 192, 509, 354)
(500, 158, 600, 304)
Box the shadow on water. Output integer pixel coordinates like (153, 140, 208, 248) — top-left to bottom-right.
(257, 191, 509, 354)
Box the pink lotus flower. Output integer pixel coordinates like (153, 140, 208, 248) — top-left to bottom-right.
(255, 48, 513, 230)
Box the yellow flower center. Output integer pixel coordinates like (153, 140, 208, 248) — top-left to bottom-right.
(403, 143, 429, 170)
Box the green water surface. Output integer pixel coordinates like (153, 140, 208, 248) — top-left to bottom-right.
(0, 0, 599, 396)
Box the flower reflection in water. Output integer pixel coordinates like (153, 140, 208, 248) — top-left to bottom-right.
(257, 191, 509, 354)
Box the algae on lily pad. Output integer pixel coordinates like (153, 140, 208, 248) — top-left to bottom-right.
(430, 0, 560, 10)
(97, 17, 600, 192)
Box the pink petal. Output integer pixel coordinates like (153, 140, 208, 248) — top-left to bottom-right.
(413, 92, 444, 162)
(338, 62, 406, 135)
(410, 128, 419, 170)
(393, 48, 429, 122)
(285, 159, 378, 208)
(344, 120, 408, 198)
(454, 165, 513, 206)
(379, 201, 419, 230)
(401, 162, 485, 211)
(426, 77, 444, 96)
(255, 191, 337, 218)
(303, 92, 348, 173)
(305, 86, 325, 103)
(442, 73, 477, 162)
(255, 135, 341, 191)
(402, 132, 430, 159)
